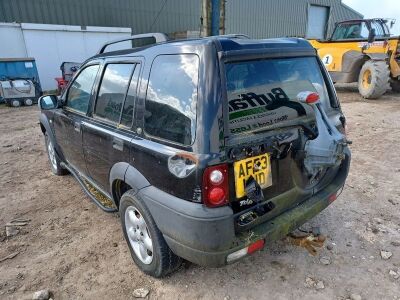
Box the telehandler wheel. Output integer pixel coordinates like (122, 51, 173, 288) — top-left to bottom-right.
(391, 79, 400, 93)
(358, 60, 390, 99)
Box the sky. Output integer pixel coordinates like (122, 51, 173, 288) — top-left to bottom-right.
(342, 0, 400, 35)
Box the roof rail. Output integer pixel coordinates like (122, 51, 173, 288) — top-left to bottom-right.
(210, 34, 250, 39)
(97, 33, 168, 54)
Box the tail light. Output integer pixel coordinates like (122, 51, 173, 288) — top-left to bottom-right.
(297, 91, 320, 104)
(202, 164, 229, 207)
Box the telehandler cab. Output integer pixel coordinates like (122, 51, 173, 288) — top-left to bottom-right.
(309, 18, 400, 99)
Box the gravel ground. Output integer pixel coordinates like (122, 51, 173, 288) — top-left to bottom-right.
(0, 86, 400, 300)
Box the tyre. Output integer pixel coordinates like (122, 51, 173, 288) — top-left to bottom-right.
(358, 60, 390, 99)
(11, 99, 22, 107)
(391, 79, 400, 93)
(24, 98, 33, 106)
(44, 133, 68, 176)
(120, 190, 182, 277)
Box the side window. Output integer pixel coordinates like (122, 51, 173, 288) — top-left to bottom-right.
(332, 22, 368, 40)
(66, 65, 99, 113)
(144, 54, 199, 145)
(371, 21, 386, 37)
(94, 63, 135, 123)
(121, 64, 141, 127)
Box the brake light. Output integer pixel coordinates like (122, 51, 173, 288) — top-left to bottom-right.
(203, 164, 229, 207)
(305, 92, 320, 104)
(297, 91, 320, 104)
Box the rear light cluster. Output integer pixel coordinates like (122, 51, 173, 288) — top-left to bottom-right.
(305, 92, 320, 104)
(202, 164, 229, 208)
(226, 239, 265, 263)
(296, 91, 320, 104)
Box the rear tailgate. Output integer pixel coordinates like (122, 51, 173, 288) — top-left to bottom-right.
(223, 56, 343, 229)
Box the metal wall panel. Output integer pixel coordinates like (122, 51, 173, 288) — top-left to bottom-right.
(0, 23, 27, 57)
(225, 0, 362, 39)
(0, 0, 202, 34)
(0, 23, 132, 89)
(0, 0, 361, 38)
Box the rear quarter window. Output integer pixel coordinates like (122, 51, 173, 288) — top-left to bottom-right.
(144, 54, 199, 145)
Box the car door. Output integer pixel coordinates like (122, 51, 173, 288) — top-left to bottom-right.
(53, 64, 100, 174)
(82, 60, 142, 191)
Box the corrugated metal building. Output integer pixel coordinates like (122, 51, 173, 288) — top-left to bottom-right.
(0, 0, 362, 39)
(226, 0, 363, 38)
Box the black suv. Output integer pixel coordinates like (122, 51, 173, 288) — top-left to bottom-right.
(38, 34, 351, 277)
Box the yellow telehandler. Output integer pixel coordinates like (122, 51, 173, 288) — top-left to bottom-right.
(309, 18, 400, 99)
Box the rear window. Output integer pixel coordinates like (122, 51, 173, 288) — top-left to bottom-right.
(225, 57, 331, 135)
(144, 54, 199, 145)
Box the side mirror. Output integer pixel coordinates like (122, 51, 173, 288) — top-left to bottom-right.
(368, 28, 376, 44)
(38, 95, 58, 110)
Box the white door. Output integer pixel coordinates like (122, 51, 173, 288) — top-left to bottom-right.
(306, 5, 329, 39)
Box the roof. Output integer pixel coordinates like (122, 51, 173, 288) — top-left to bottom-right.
(339, 2, 364, 19)
(337, 18, 390, 24)
(215, 37, 313, 52)
(92, 36, 314, 60)
(0, 57, 35, 62)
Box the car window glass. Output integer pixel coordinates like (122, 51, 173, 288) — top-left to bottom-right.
(332, 22, 368, 40)
(94, 63, 135, 123)
(225, 57, 331, 135)
(371, 21, 385, 37)
(66, 65, 99, 113)
(121, 64, 140, 127)
(145, 54, 199, 145)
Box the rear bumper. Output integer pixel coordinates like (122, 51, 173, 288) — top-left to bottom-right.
(140, 150, 351, 267)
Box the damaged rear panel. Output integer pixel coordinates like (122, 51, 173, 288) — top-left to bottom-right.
(217, 40, 349, 231)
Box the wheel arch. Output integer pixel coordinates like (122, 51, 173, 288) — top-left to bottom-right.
(340, 50, 371, 82)
(39, 113, 57, 148)
(109, 162, 150, 208)
(364, 53, 389, 61)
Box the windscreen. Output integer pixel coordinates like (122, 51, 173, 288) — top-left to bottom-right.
(225, 57, 331, 135)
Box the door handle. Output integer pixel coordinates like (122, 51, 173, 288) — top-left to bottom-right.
(74, 122, 81, 133)
(112, 137, 124, 151)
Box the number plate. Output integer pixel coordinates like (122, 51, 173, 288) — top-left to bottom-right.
(233, 154, 272, 198)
